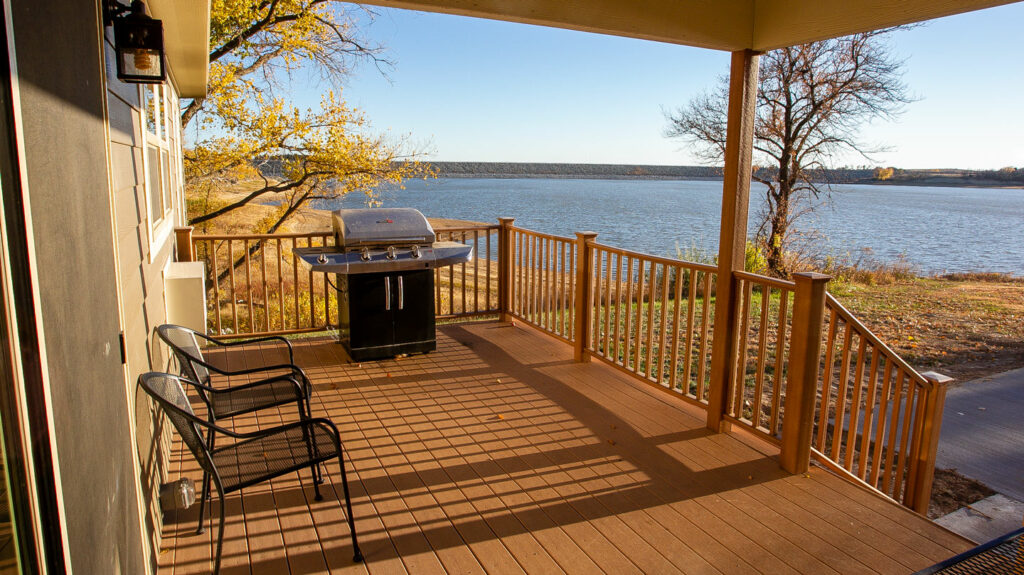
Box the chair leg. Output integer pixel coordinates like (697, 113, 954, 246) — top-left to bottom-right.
(299, 399, 325, 490)
(305, 395, 325, 485)
(195, 471, 210, 534)
(197, 429, 217, 534)
(337, 453, 363, 562)
(213, 489, 226, 575)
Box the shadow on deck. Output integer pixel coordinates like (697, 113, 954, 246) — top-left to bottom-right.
(158, 321, 970, 575)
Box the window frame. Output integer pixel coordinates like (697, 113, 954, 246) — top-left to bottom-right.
(141, 83, 177, 260)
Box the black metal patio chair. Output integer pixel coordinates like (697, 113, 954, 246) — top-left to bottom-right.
(155, 324, 322, 532)
(138, 372, 362, 574)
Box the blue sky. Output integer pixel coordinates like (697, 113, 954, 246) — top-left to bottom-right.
(299, 3, 1024, 169)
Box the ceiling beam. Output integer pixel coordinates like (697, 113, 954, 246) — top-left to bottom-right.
(361, 0, 754, 51)
(752, 0, 1021, 51)
(363, 0, 1022, 53)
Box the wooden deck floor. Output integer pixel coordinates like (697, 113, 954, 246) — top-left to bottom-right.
(159, 321, 971, 575)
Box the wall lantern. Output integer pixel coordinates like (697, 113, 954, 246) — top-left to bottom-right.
(105, 0, 166, 84)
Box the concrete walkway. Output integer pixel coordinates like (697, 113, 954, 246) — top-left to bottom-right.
(936, 366, 1024, 502)
(934, 367, 1024, 542)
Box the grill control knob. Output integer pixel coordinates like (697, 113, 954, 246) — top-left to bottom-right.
(360, 248, 371, 262)
(386, 246, 397, 260)
(410, 245, 421, 259)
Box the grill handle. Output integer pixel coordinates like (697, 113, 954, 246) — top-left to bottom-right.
(384, 277, 391, 310)
(397, 276, 404, 310)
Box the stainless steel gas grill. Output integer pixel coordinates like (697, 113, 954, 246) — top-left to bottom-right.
(294, 208, 473, 361)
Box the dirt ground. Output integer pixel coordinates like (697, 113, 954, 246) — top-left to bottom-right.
(929, 468, 996, 519)
(829, 276, 1024, 383)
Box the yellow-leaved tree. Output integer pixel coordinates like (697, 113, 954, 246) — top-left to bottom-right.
(184, 0, 429, 233)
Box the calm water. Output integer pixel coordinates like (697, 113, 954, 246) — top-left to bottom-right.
(323, 178, 1024, 275)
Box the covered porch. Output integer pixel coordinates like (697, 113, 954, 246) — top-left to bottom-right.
(158, 322, 970, 574)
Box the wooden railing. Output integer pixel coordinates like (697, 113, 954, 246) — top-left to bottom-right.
(726, 271, 796, 441)
(178, 221, 949, 514)
(189, 231, 337, 337)
(434, 225, 501, 319)
(722, 269, 951, 513)
(587, 242, 718, 405)
(814, 294, 951, 511)
(185, 225, 499, 337)
(507, 227, 577, 341)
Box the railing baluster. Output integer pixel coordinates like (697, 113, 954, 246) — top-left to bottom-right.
(632, 260, 645, 371)
(881, 370, 907, 496)
(622, 257, 634, 368)
(734, 279, 753, 418)
(816, 309, 840, 451)
(228, 239, 238, 334)
(857, 347, 882, 479)
(868, 361, 895, 488)
(211, 240, 222, 335)
(697, 272, 712, 399)
(844, 336, 869, 469)
(830, 325, 854, 460)
(752, 284, 771, 429)
(769, 289, 789, 436)
(669, 264, 684, 393)
(656, 263, 670, 384)
(473, 230, 479, 313)
(684, 269, 697, 397)
(242, 239, 253, 333)
(259, 239, 269, 332)
(894, 380, 918, 500)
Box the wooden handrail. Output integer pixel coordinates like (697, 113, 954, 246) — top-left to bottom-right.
(592, 242, 719, 273)
(733, 270, 796, 291)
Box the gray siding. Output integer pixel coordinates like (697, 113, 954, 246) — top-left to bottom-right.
(9, 0, 184, 572)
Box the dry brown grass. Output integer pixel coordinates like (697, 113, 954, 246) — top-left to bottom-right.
(830, 275, 1024, 381)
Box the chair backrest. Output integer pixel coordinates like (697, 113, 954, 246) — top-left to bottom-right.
(157, 324, 211, 385)
(138, 372, 215, 475)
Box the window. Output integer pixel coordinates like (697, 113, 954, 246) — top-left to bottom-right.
(143, 84, 174, 227)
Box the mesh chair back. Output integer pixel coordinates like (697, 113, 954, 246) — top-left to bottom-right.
(158, 325, 211, 385)
(138, 372, 215, 475)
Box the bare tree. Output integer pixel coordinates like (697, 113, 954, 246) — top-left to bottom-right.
(666, 29, 914, 276)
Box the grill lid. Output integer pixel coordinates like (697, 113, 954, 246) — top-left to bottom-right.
(333, 208, 435, 248)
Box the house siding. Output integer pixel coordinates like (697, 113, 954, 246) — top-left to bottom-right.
(8, 0, 185, 572)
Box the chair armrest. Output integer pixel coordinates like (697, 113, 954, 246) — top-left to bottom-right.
(214, 335, 295, 364)
(201, 374, 305, 398)
(210, 417, 341, 446)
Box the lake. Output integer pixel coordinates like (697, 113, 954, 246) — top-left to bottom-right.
(323, 178, 1024, 275)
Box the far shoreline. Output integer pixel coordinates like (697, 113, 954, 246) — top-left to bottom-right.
(434, 173, 1024, 189)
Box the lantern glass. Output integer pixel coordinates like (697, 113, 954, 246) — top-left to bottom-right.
(113, 6, 165, 83)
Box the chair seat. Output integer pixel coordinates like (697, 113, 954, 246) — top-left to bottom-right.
(213, 422, 340, 492)
(210, 378, 304, 419)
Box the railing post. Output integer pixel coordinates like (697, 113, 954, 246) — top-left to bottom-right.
(780, 272, 830, 474)
(573, 231, 598, 362)
(498, 217, 515, 322)
(906, 371, 953, 514)
(175, 226, 195, 262)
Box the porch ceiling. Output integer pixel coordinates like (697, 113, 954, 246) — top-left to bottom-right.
(148, 0, 210, 97)
(362, 0, 1020, 51)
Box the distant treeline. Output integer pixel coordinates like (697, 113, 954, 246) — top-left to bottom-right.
(428, 162, 722, 180)
(255, 156, 1024, 187)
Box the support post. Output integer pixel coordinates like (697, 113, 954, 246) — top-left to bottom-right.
(779, 272, 830, 473)
(573, 231, 598, 362)
(498, 217, 515, 322)
(175, 226, 194, 262)
(906, 371, 953, 514)
(707, 49, 760, 432)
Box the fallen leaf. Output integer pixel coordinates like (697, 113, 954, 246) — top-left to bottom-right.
(607, 439, 616, 446)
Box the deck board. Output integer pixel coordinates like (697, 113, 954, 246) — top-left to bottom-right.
(159, 321, 971, 574)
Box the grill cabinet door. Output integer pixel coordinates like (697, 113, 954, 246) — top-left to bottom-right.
(392, 270, 434, 345)
(347, 272, 394, 350)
